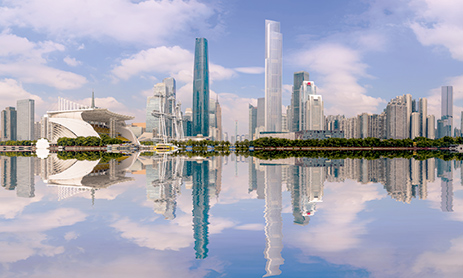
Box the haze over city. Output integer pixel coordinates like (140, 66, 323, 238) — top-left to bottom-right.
(0, 0, 462, 136)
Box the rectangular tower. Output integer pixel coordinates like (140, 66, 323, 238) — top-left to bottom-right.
(291, 71, 310, 132)
(440, 86, 453, 137)
(1, 107, 17, 141)
(265, 20, 282, 132)
(16, 99, 34, 141)
(193, 38, 210, 137)
(419, 98, 427, 137)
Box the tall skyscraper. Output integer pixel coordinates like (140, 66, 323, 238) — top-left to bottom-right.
(249, 104, 258, 140)
(386, 96, 408, 139)
(404, 94, 412, 138)
(427, 115, 435, 139)
(265, 20, 282, 132)
(193, 38, 210, 136)
(215, 98, 222, 141)
(16, 99, 34, 140)
(439, 86, 453, 138)
(291, 71, 310, 132)
(419, 98, 427, 137)
(1, 107, 17, 141)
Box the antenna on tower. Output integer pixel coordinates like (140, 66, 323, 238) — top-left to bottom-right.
(91, 89, 95, 108)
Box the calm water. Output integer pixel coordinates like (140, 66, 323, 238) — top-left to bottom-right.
(1, 154, 463, 278)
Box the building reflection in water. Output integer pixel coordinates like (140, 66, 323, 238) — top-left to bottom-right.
(0, 152, 460, 275)
(1, 156, 35, 198)
(39, 153, 135, 201)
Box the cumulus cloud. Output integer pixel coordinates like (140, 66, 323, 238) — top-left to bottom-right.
(290, 44, 385, 117)
(424, 75, 463, 123)
(0, 0, 221, 46)
(0, 33, 87, 89)
(63, 56, 82, 67)
(410, 0, 463, 61)
(112, 46, 236, 83)
(234, 67, 265, 74)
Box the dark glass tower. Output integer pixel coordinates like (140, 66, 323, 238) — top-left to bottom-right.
(291, 71, 310, 132)
(193, 38, 209, 137)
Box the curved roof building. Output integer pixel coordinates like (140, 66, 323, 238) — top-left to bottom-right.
(42, 97, 137, 144)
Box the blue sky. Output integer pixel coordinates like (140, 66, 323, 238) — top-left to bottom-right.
(0, 0, 462, 135)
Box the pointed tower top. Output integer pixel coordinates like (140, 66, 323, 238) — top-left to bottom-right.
(91, 90, 95, 108)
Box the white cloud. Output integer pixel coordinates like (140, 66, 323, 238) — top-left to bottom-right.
(63, 56, 82, 67)
(290, 44, 385, 117)
(410, 0, 463, 61)
(111, 46, 236, 83)
(234, 67, 265, 74)
(0, 32, 87, 89)
(0, 0, 221, 46)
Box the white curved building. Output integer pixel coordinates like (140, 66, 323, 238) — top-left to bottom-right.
(42, 97, 137, 144)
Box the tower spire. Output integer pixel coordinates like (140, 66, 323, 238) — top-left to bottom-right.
(91, 90, 95, 108)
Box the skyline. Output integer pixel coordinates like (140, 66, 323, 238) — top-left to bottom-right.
(0, 0, 462, 136)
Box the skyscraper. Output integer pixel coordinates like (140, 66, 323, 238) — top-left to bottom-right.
(291, 71, 310, 132)
(249, 104, 257, 140)
(1, 107, 17, 141)
(419, 98, 427, 137)
(193, 38, 209, 136)
(265, 20, 282, 132)
(386, 96, 408, 139)
(439, 86, 453, 138)
(16, 99, 34, 140)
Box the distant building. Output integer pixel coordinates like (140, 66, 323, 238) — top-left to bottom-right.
(411, 112, 420, 139)
(419, 98, 427, 137)
(249, 104, 257, 140)
(17, 99, 35, 141)
(1, 107, 17, 141)
(427, 115, 435, 139)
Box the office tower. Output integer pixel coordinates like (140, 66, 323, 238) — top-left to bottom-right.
(17, 99, 34, 141)
(235, 120, 238, 143)
(215, 99, 222, 141)
(249, 104, 258, 140)
(255, 97, 265, 136)
(419, 98, 427, 137)
(183, 108, 193, 137)
(281, 108, 288, 132)
(461, 111, 463, 137)
(265, 20, 282, 132)
(193, 38, 210, 136)
(404, 94, 412, 137)
(411, 112, 420, 139)
(412, 99, 418, 112)
(1, 107, 17, 141)
(386, 96, 408, 139)
(426, 115, 435, 139)
(291, 71, 310, 132)
(439, 86, 453, 138)
(299, 81, 319, 130)
(147, 78, 183, 141)
(358, 113, 369, 138)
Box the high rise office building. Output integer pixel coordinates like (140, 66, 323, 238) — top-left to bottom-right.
(291, 71, 310, 132)
(427, 115, 435, 139)
(193, 38, 210, 136)
(1, 107, 17, 141)
(404, 94, 412, 138)
(386, 96, 408, 139)
(16, 99, 34, 140)
(439, 86, 453, 138)
(265, 20, 282, 132)
(411, 112, 420, 139)
(249, 104, 257, 140)
(419, 98, 427, 137)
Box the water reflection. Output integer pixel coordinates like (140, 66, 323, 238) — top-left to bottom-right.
(0, 153, 462, 277)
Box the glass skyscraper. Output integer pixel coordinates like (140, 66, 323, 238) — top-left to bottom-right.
(440, 86, 453, 138)
(265, 20, 282, 132)
(1, 107, 17, 141)
(193, 38, 209, 137)
(16, 99, 34, 141)
(291, 71, 310, 132)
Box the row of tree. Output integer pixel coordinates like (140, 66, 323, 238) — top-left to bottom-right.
(57, 134, 123, 146)
(0, 140, 36, 146)
(250, 136, 463, 148)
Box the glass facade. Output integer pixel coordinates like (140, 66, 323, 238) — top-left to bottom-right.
(265, 20, 282, 132)
(193, 38, 209, 137)
(440, 86, 453, 137)
(291, 71, 310, 132)
(16, 99, 34, 141)
(1, 107, 17, 141)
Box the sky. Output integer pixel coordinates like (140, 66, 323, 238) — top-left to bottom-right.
(0, 0, 462, 135)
